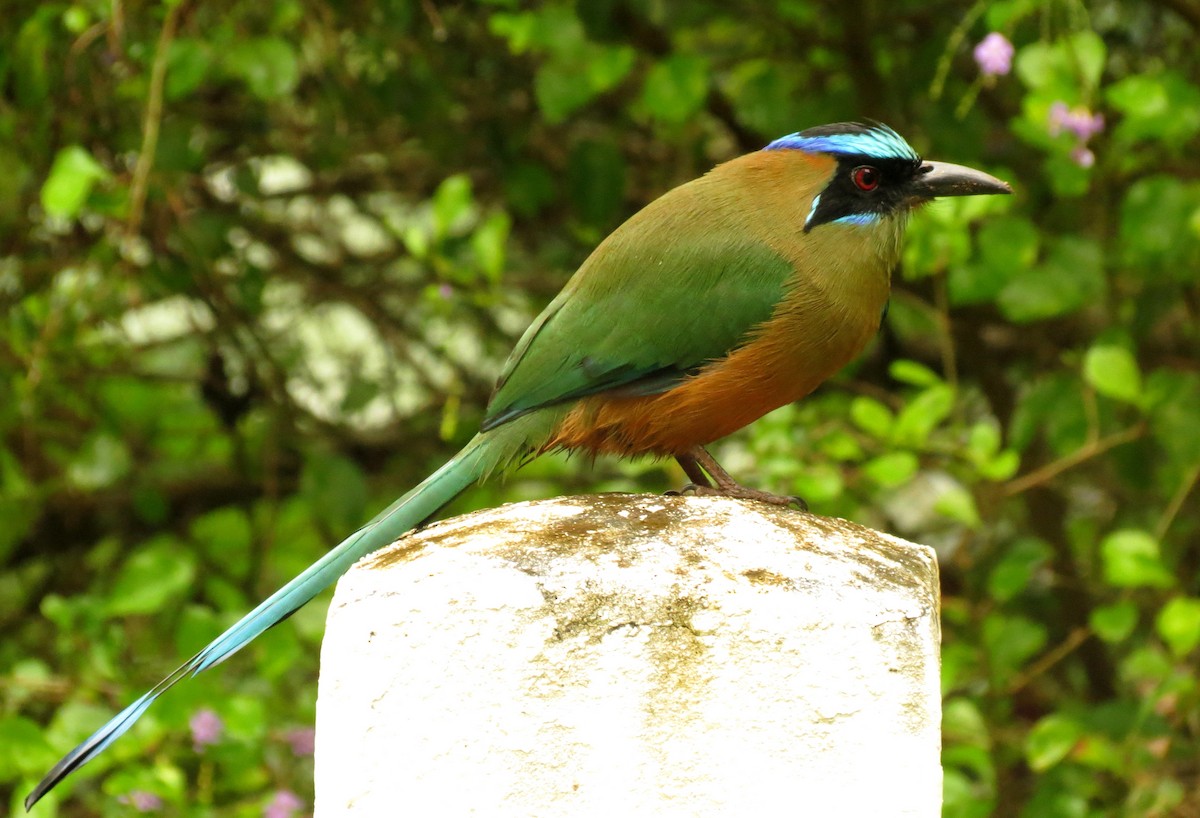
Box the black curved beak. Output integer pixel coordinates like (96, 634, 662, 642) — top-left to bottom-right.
(909, 161, 1012, 198)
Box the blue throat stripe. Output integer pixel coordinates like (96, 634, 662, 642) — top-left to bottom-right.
(765, 124, 919, 161)
(832, 212, 882, 226)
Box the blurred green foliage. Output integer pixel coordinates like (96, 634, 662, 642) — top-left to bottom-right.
(2, 0, 1199, 815)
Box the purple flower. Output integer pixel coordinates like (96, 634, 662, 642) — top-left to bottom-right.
(118, 791, 163, 812)
(438, 283, 454, 299)
(1048, 102, 1105, 166)
(284, 727, 315, 757)
(1048, 102, 1105, 140)
(264, 789, 305, 818)
(974, 33, 1014, 77)
(1070, 145, 1096, 168)
(189, 708, 224, 752)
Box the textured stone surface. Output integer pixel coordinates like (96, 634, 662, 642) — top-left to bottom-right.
(314, 494, 941, 817)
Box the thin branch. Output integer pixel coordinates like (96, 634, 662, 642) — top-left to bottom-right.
(1008, 627, 1091, 694)
(127, 1, 187, 237)
(1003, 422, 1147, 497)
(933, 271, 958, 389)
(1156, 461, 1200, 541)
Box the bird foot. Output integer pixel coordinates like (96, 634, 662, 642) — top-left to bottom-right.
(664, 482, 808, 511)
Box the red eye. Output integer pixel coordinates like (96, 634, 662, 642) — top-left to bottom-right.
(852, 166, 880, 191)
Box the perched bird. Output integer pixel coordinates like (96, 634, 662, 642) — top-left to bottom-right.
(27, 121, 1009, 809)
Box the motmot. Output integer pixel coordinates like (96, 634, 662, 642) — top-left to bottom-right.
(27, 121, 1009, 809)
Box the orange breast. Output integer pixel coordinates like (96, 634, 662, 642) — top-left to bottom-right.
(544, 285, 882, 457)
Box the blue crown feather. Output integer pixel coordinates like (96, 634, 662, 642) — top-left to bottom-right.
(764, 122, 919, 162)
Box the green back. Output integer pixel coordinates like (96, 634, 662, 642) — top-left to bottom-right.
(483, 179, 796, 429)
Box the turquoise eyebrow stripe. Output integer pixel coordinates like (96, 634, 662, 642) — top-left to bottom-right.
(765, 126, 919, 161)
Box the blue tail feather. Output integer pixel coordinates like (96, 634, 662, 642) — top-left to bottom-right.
(25, 439, 488, 811)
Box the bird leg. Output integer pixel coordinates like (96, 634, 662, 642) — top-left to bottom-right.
(670, 446, 807, 511)
(675, 452, 714, 488)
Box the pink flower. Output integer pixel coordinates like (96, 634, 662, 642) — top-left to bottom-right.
(1048, 102, 1105, 166)
(1070, 145, 1096, 168)
(974, 33, 1014, 77)
(1048, 102, 1105, 140)
(264, 789, 305, 818)
(189, 708, 224, 752)
(284, 727, 315, 757)
(118, 791, 163, 812)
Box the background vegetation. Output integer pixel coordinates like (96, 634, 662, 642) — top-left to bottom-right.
(2, 0, 1199, 815)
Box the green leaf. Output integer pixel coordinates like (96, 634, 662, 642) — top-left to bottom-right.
(639, 55, 710, 125)
(943, 697, 990, 747)
(893, 384, 955, 447)
(0, 716, 57, 777)
(818, 430, 864, 462)
(300, 452, 368, 533)
(567, 139, 626, 225)
(967, 422, 1002, 462)
(1100, 529, 1173, 589)
(889, 359, 941, 387)
(41, 146, 111, 218)
(223, 37, 299, 100)
(1156, 596, 1200, 656)
(849, 396, 894, 439)
(1090, 600, 1138, 643)
(534, 46, 634, 123)
(1009, 373, 1089, 455)
(791, 463, 844, 504)
(998, 236, 1105, 322)
(950, 217, 1038, 306)
(987, 538, 1051, 602)
(861, 451, 919, 488)
(935, 484, 982, 527)
(503, 162, 557, 217)
(432, 174, 475, 238)
(1026, 714, 1082, 772)
(1107, 71, 1200, 149)
(1071, 31, 1107, 90)
(1144, 370, 1200, 464)
(190, 507, 254, 581)
(166, 38, 211, 101)
(13, 9, 54, 107)
(105, 537, 198, 617)
(67, 433, 132, 490)
(1083, 344, 1142, 404)
(1118, 176, 1200, 280)
(979, 449, 1021, 481)
(1014, 32, 1105, 95)
(471, 211, 511, 282)
(982, 613, 1047, 683)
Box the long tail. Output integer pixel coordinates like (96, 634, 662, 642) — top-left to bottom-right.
(26, 435, 495, 810)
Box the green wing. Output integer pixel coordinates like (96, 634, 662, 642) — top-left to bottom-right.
(482, 198, 794, 430)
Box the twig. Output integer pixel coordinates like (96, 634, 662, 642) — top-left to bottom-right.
(1003, 422, 1146, 497)
(1155, 461, 1200, 541)
(930, 0, 987, 100)
(127, 1, 186, 238)
(1008, 627, 1091, 694)
(933, 271, 958, 389)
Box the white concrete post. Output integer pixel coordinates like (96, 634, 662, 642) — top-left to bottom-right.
(314, 494, 941, 817)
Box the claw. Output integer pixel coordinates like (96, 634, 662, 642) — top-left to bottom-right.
(672, 446, 808, 511)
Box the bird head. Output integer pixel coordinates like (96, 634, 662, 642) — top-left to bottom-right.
(764, 122, 1011, 233)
